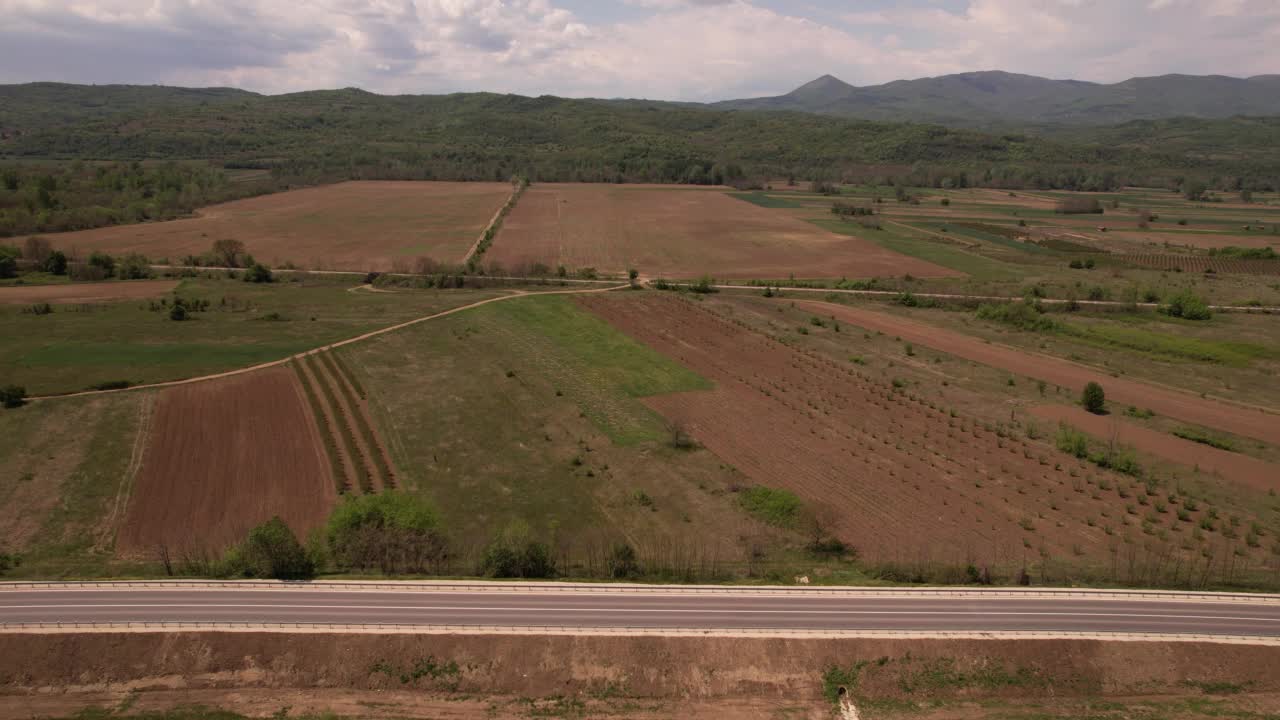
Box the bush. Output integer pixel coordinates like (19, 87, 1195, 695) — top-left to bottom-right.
(691, 274, 717, 294)
(117, 253, 153, 279)
(326, 492, 448, 574)
(976, 301, 1058, 332)
(1082, 382, 1106, 414)
(1056, 423, 1090, 458)
(0, 385, 27, 409)
(88, 251, 116, 277)
(1161, 289, 1211, 320)
(43, 250, 68, 275)
(223, 516, 314, 579)
(607, 543, 642, 579)
(481, 539, 556, 578)
(0, 254, 15, 279)
(169, 303, 188, 321)
(244, 263, 274, 283)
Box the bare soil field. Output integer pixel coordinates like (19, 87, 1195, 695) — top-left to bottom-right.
(1029, 405, 1280, 493)
(116, 366, 335, 555)
(4, 633, 1278, 720)
(490, 184, 960, 279)
(0, 280, 177, 304)
(794, 300, 1280, 446)
(40, 181, 512, 271)
(580, 294, 1177, 567)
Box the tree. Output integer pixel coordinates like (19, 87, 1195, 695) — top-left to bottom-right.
(43, 250, 68, 275)
(1183, 180, 1208, 201)
(1161, 289, 1212, 321)
(117, 253, 152, 279)
(0, 385, 27, 409)
(326, 492, 448, 574)
(627, 268, 639, 287)
(1082, 382, 1106, 415)
(0, 255, 15, 280)
(228, 517, 314, 579)
(169, 303, 188, 321)
(212, 238, 247, 267)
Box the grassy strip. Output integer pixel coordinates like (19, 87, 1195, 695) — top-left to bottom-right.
(1056, 422, 1143, 477)
(292, 360, 349, 495)
(320, 351, 393, 489)
(739, 486, 806, 529)
(467, 178, 528, 270)
(975, 302, 1274, 366)
(330, 350, 367, 398)
(1172, 426, 1237, 452)
(727, 191, 803, 208)
(812, 217, 1020, 280)
(306, 354, 374, 494)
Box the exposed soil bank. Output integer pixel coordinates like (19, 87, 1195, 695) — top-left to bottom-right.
(2, 633, 1278, 713)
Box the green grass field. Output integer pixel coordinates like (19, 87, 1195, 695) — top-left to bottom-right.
(0, 276, 506, 395)
(0, 390, 150, 577)
(344, 293, 778, 562)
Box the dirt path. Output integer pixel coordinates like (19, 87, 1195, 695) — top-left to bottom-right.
(795, 300, 1280, 446)
(31, 285, 628, 402)
(1029, 405, 1280, 493)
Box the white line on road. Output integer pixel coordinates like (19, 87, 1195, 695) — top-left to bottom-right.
(5, 604, 1278, 623)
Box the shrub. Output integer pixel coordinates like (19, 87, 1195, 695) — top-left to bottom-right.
(117, 253, 153, 279)
(1161, 289, 1212, 321)
(21, 302, 53, 315)
(691, 274, 717, 294)
(0, 385, 26, 409)
(326, 492, 448, 574)
(0, 254, 15, 279)
(244, 263, 274, 283)
(976, 301, 1058, 332)
(169, 303, 188, 321)
(223, 516, 314, 580)
(481, 539, 556, 578)
(607, 543, 642, 579)
(1082, 382, 1106, 414)
(87, 251, 116, 277)
(1056, 423, 1089, 458)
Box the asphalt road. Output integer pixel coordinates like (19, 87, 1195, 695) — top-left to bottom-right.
(3, 585, 1279, 636)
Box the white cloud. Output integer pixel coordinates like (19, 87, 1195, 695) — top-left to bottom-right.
(0, 0, 1277, 98)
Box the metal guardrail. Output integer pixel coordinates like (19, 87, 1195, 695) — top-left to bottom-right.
(2, 580, 1278, 604)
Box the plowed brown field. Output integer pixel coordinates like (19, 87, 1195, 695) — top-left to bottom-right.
(41, 181, 511, 271)
(794, 300, 1280, 446)
(580, 294, 1173, 566)
(116, 366, 335, 554)
(0, 280, 177, 304)
(1029, 405, 1280, 493)
(491, 184, 959, 280)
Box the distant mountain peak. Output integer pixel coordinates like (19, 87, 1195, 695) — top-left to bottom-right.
(788, 74, 854, 97)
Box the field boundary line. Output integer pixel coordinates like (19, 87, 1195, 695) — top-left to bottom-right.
(2, 581, 1277, 604)
(0, 622, 1276, 644)
(28, 284, 628, 402)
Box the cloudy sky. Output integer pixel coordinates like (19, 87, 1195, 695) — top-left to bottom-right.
(1, 0, 1277, 100)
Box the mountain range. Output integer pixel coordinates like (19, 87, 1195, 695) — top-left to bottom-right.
(710, 71, 1280, 127)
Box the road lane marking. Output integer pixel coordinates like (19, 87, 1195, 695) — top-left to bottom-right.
(3, 604, 1278, 623)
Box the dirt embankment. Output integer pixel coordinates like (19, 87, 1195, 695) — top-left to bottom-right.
(2, 633, 1278, 718)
